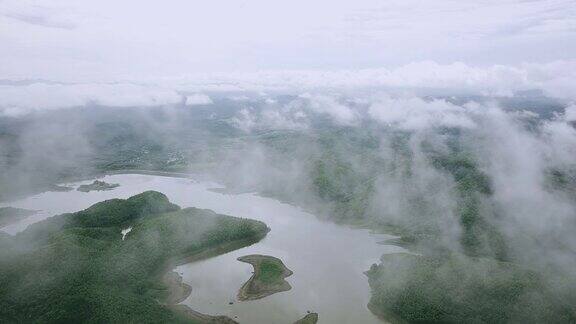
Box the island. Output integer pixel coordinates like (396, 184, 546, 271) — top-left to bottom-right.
(294, 313, 319, 324)
(0, 206, 36, 227)
(0, 191, 269, 323)
(237, 254, 293, 301)
(77, 180, 120, 192)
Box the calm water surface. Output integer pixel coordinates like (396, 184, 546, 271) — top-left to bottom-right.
(1, 174, 403, 323)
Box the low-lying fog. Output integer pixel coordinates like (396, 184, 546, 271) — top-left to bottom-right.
(1, 86, 576, 322)
(1, 173, 404, 323)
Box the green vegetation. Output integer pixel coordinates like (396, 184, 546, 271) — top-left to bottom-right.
(0, 191, 269, 323)
(77, 180, 120, 192)
(366, 253, 576, 323)
(0, 207, 35, 227)
(2, 100, 575, 323)
(294, 312, 319, 324)
(430, 149, 508, 260)
(308, 129, 383, 222)
(301, 129, 576, 323)
(237, 254, 293, 301)
(258, 259, 286, 284)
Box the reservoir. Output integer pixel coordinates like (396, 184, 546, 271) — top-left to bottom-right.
(1, 173, 404, 323)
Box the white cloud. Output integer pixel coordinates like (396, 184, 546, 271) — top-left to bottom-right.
(185, 94, 212, 106)
(368, 96, 476, 130)
(229, 95, 251, 102)
(0, 0, 574, 81)
(1, 60, 575, 116)
(564, 104, 576, 122)
(0, 83, 182, 114)
(230, 108, 258, 132)
(229, 93, 478, 132)
(297, 93, 359, 126)
(0, 106, 30, 118)
(230, 103, 309, 132)
(160, 60, 576, 100)
(0, 0, 81, 29)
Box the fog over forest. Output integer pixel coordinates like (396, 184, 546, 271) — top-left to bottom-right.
(1, 1, 576, 323)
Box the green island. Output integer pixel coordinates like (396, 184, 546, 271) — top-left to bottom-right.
(77, 180, 120, 192)
(237, 254, 293, 301)
(0, 191, 269, 323)
(0, 207, 36, 227)
(294, 312, 319, 324)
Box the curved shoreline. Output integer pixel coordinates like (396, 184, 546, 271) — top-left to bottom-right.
(162, 234, 269, 323)
(237, 254, 293, 301)
(294, 313, 319, 324)
(105, 169, 197, 179)
(164, 271, 238, 324)
(9, 171, 388, 323)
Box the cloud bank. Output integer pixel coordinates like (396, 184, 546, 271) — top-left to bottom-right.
(1, 0, 574, 80)
(0, 83, 182, 116)
(185, 94, 213, 106)
(1, 60, 575, 116)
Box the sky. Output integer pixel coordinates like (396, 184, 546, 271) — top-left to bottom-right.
(0, 0, 575, 114)
(1, 0, 575, 81)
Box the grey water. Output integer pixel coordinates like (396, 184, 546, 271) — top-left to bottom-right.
(1, 174, 404, 323)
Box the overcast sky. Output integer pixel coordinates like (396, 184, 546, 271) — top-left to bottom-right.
(1, 0, 575, 81)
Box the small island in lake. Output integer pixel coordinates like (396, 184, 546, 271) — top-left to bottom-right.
(294, 313, 319, 324)
(77, 180, 120, 192)
(237, 254, 293, 301)
(0, 191, 269, 323)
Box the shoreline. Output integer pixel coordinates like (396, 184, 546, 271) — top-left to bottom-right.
(160, 232, 269, 323)
(105, 169, 199, 179)
(163, 271, 238, 324)
(294, 313, 319, 324)
(237, 254, 293, 301)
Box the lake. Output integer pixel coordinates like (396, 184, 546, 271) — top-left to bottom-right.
(1, 173, 404, 323)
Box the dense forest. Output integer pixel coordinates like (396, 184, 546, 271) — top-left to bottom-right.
(1, 94, 575, 322)
(0, 191, 268, 323)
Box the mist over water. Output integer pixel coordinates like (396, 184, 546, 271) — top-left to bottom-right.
(2, 1, 576, 322)
(3, 91, 576, 272)
(1, 174, 403, 323)
(1, 88, 575, 322)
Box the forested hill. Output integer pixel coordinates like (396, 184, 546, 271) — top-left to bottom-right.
(0, 191, 269, 323)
